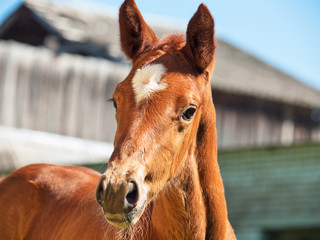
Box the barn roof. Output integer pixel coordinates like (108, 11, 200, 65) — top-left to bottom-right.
(213, 39, 320, 108)
(1, 0, 320, 109)
(21, 0, 175, 59)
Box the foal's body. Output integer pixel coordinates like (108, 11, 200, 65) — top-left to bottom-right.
(0, 0, 236, 239)
(0, 165, 106, 240)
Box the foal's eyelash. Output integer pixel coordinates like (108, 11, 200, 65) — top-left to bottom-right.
(108, 97, 118, 111)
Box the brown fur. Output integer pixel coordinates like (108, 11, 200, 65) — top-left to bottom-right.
(0, 1, 236, 239)
(119, 0, 158, 61)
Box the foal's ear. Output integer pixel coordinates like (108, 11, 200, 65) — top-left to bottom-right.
(183, 4, 215, 73)
(119, 0, 158, 61)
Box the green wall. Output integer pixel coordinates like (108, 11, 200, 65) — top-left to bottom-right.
(219, 143, 320, 240)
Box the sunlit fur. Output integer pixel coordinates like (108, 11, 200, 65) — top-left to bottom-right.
(0, 0, 236, 239)
(132, 64, 167, 104)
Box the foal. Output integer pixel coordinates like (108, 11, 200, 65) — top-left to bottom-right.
(0, 0, 236, 239)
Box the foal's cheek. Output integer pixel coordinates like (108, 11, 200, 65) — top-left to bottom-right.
(144, 170, 168, 200)
(147, 190, 157, 201)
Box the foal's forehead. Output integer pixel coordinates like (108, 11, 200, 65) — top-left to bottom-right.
(132, 63, 200, 103)
(114, 45, 202, 106)
(132, 63, 167, 104)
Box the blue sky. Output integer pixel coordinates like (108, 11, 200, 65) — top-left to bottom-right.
(1, 0, 320, 90)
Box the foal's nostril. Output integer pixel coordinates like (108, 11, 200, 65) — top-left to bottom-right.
(125, 181, 139, 207)
(95, 178, 105, 205)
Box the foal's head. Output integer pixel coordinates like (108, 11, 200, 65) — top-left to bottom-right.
(95, 0, 215, 228)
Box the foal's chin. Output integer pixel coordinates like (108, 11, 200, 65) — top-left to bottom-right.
(104, 204, 146, 229)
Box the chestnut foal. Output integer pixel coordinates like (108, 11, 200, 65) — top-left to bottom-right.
(0, 0, 236, 239)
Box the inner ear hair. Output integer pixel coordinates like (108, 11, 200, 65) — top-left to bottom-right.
(119, 0, 158, 61)
(183, 4, 215, 73)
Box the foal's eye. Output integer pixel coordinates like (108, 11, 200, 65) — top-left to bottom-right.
(110, 98, 117, 111)
(181, 106, 197, 121)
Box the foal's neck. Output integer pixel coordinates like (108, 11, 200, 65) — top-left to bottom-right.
(195, 86, 230, 240)
(150, 153, 207, 240)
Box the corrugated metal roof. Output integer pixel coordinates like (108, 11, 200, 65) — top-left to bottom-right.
(3, 0, 320, 108)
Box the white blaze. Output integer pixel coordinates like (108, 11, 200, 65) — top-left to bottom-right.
(132, 64, 167, 104)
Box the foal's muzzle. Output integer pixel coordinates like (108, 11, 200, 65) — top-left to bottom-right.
(95, 174, 144, 228)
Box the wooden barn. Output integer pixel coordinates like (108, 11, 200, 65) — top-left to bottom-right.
(0, 0, 320, 239)
(1, 0, 319, 149)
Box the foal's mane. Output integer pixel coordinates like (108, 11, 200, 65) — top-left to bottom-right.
(156, 34, 186, 53)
